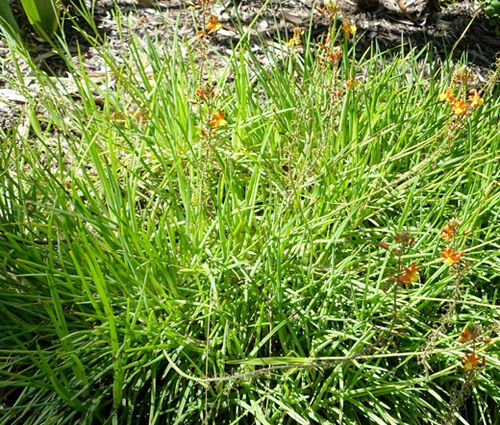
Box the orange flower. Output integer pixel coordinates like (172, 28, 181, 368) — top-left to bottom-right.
(400, 262, 420, 284)
(450, 99, 469, 115)
(440, 247, 464, 266)
(206, 16, 222, 34)
(341, 18, 356, 39)
(439, 87, 455, 103)
(459, 325, 479, 344)
(345, 78, 360, 89)
(209, 110, 227, 128)
(468, 89, 484, 109)
(286, 27, 303, 47)
(462, 352, 480, 371)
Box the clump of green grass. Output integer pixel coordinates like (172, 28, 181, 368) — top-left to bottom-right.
(0, 6, 499, 424)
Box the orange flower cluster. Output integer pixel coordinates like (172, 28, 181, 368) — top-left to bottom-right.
(468, 89, 484, 108)
(438, 219, 466, 267)
(190, 84, 226, 134)
(440, 224, 455, 240)
(458, 323, 488, 372)
(439, 87, 484, 115)
(382, 231, 420, 287)
(318, 35, 343, 66)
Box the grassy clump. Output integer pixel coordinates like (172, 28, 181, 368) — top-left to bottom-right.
(0, 8, 499, 425)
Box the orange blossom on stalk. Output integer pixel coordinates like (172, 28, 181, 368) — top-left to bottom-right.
(450, 99, 469, 115)
(400, 262, 420, 284)
(440, 247, 464, 266)
(341, 18, 356, 39)
(209, 110, 227, 128)
(459, 325, 480, 344)
(468, 89, 484, 109)
(206, 16, 222, 34)
(462, 352, 482, 371)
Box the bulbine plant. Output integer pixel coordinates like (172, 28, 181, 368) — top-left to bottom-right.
(0, 0, 60, 40)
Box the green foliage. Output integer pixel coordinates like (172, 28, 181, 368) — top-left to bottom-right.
(482, 0, 500, 24)
(0, 0, 20, 34)
(20, 0, 60, 37)
(0, 14, 499, 425)
(0, 0, 59, 40)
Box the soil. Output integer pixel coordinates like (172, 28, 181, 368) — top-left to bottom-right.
(1, 0, 498, 131)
